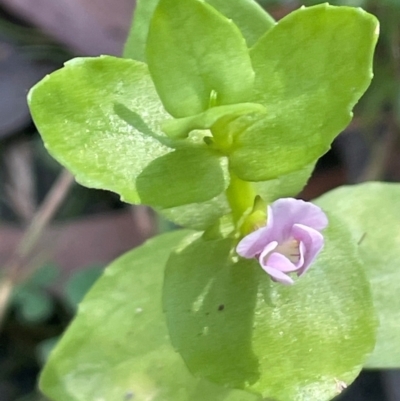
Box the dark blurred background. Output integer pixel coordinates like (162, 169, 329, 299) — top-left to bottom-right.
(0, 0, 399, 400)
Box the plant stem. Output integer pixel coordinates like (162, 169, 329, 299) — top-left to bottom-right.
(0, 169, 75, 329)
(225, 167, 255, 225)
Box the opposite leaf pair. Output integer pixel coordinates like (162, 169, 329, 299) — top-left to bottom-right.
(29, 0, 378, 230)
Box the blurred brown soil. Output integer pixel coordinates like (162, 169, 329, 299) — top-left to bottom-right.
(0, 208, 154, 285)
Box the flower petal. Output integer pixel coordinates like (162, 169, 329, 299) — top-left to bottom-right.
(236, 206, 274, 257)
(270, 198, 328, 240)
(263, 252, 299, 273)
(291, 223, 324, 276)
(295, 240, 305, 268)
(262, 264, 294, 285)
(258, 241, 278, 262)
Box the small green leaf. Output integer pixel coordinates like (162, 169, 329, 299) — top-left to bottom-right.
(163, 216, 376, 400)
(136, 147, 227, 208)
(159, 164, 314, 230)
(146, 0, 254, 118)
(254, 162, 315, 202)
(28, 56, 171, 204)
(229, 5, 379, 181)
(124, 0, 275, 62)
(123, 0, 160, 61)
(29, 263, 60, 287)
(206, 0, 275, 47)
(40, 231, 260, 401)
(316, 182, 400, 369)
(303, 0, 366, 5)
(159, 193, 230, 230)
(13, 288, 53, 323)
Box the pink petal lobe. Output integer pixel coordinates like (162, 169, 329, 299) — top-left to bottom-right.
(262, 264, 294, 285)
(271, 198, 328, 239)
(295, 241, 305, 268)
(291, 223, 324, 276)
(263, 252, 299, 273)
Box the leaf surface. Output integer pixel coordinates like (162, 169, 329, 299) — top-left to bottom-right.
(206, 0, 275, 46)
(28, 56, 227, 206)
(40, 231, 260, 401)
(123, 0, 160, 61)
(160, 163, 314, 230)
(163, 215, 377, 400)
(28, 56, 170, 203)
(146, 0, 254, 117)
(136, 147, 227, 208)
(229, 5, 379, 181)
(123, 0, 275, 61)
(316, 182, 400, 369)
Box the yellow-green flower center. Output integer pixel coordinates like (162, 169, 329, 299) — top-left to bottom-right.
(275, 239, 300, 263)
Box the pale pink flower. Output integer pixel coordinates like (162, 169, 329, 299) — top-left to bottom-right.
(237, 198, 328, 285)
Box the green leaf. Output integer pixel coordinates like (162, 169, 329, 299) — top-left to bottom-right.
(28, 56, 171, 204)
(11, 264, 59, 323)
(159, 193, 230, 230)
(206, 0, 275, 47)
(163, 215, 376, 400)
(124, 0, 275, 62)
(146, 0, 255, 118)
(40, 231, 260, 401)
(29, 263, 60, 287)
(159, 164, 314, 230)
(137, 146, 227, 208)
(123, 0, 160, 61)
(13, 288, 53, 323)
(315, 182, 400, 369)
(229, 4, 379, 181)
(29, 56, 228, 208)
(254, 162, 315, 202)
(303, 0, 367, 5)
